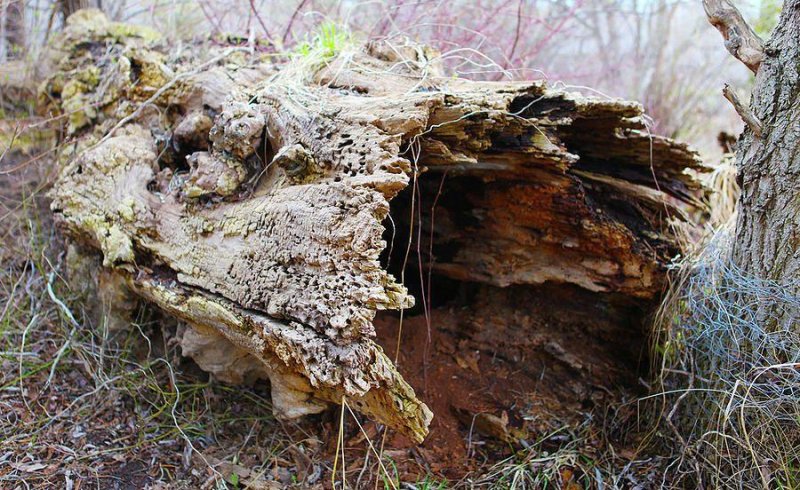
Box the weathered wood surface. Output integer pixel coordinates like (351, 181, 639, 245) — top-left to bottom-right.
(702, 0, 766, 73)
(43, 10, 706, 442)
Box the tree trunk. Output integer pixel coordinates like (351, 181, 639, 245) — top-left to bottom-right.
(729, 1, 799, 299)
(1, 0, 25, 61)
(59, 0, 91, 18)
(42, 10, 706, 443)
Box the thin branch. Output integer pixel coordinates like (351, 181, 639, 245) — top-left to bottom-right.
(723, 83, 763, 138)
(703, 0, 765, 73)
(248, 0, 273, 42)
(283, 0, 309, 47)
(505, 0, 524, 68)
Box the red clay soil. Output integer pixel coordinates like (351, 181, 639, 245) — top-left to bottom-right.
(371, 282, 648, 478)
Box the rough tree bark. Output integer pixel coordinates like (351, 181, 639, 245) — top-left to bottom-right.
(705, 0, 800, 318)
(42, 10, 706, 442)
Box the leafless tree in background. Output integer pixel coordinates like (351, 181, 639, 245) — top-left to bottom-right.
(1, 0, 25, 61)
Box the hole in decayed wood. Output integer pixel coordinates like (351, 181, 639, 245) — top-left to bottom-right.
(376, 164, 650, 467)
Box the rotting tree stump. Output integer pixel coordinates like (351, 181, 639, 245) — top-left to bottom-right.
(42, 10, 706, 444)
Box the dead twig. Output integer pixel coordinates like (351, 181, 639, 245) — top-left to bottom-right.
(248, 0, 273, 42)
(702, 0, 765, 73)
(282, 0, 309, 47)
(722, 84, 763, 138)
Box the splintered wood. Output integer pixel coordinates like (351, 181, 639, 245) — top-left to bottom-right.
(44, 10, 705, 442)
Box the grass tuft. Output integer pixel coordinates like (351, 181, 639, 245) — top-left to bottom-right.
(652, 222, 800, 489)
(293, 21, 353, 61)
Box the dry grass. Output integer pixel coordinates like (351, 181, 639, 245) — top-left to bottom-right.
(650, 221, 800, 489)
(469, 415, 667, 489)
(647, 155, 799, 488)
(703, 155, 739, 230)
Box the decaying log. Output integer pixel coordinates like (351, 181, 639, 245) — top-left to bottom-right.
(43, 10, 706, 442)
